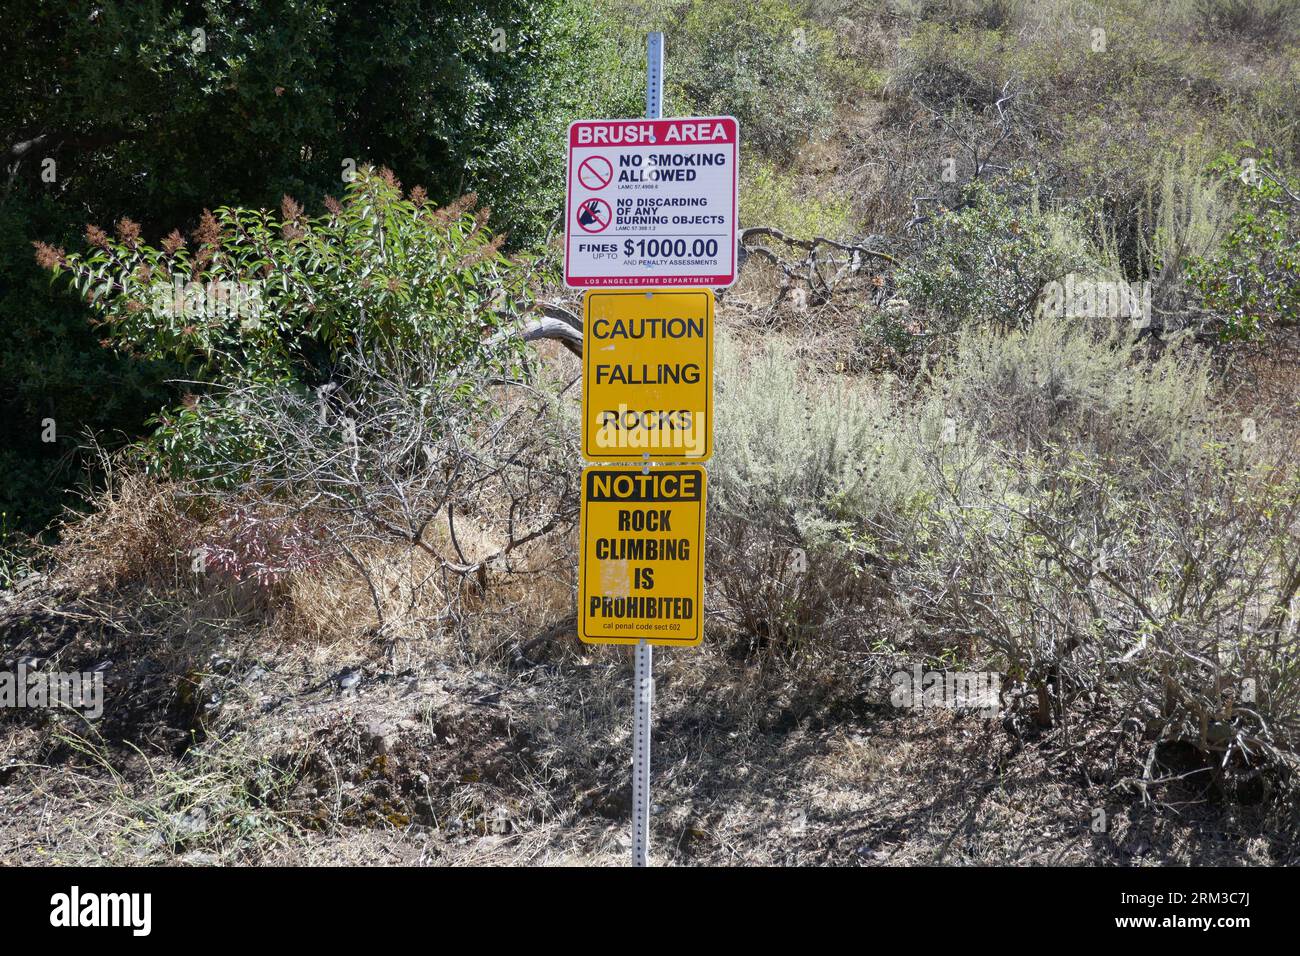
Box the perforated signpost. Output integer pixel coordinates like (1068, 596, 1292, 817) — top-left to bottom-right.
(570, 31, 736, 867)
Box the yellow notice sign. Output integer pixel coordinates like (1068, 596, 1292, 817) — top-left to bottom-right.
(582, 289, 713, 462)
(578, 465, 706, 646)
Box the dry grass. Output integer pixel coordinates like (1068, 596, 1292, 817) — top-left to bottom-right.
(276, 545, 436, 648)
(272, 507, 576, 664)
(51, 464, 200, 594)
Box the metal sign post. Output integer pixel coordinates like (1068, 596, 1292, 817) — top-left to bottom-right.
(632, 631, 652, 867)
(631, 30, 664, 870)
(646, 31, 663, 122)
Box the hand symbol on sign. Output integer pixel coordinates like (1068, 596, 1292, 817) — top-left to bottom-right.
(576, 198, 611, 233)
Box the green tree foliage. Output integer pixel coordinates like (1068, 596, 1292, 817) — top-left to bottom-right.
(1188, 153, 1300, 340)
(39, 169, 532, 479)
(2, 0, 622, 540)
(5, 0, 602, 239)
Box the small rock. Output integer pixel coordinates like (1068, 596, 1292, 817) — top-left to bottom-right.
(363, 720, 398, 755)
(13, 573, 45, 594)
(179, 851, 219, 866)
(172, 807, 208, 838)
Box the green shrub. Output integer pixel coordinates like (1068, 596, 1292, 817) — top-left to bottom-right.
(1188, 153, 1300, 340)
(5, 0, 606, 245)
(894, 11, 1248, 275)
(897, 183, 1098, 334)
(671, 0, 835, 161)
(901, 433, 1300, 753)
(890, 0, 1027, 30)
(893, 314, 1300, 768)
(1, 194, 179, 540)
(740, 160, 855, 238)
(893, 22, 1010, 110)
(1194, 0, 1299, 41)
(40, 170, 532, 478)
(937, 314, 1218, 469)
(708, 337, 924, 645)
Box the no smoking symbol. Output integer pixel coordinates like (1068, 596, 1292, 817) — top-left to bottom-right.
(575, 198, 611, 233)
(577, 155, 613, 191)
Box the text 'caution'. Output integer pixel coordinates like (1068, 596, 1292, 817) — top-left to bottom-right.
(582, 289, 713, 462)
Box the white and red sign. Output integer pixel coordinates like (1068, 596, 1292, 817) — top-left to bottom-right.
(564, 117, 739, 289)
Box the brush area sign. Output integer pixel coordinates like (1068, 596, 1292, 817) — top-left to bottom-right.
(579, 465, 706, 646)
(565, 117, 739, 288)
(582, 288, 713, 462)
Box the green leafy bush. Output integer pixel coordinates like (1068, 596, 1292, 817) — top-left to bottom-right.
(1, 194, 179, 542)
(671, 0, 835, 161)
(40, 169, 532, 478)
(740, 160, 855, 239)
(1188, 153, 1300, 340)
(897, 183, 1097, 334)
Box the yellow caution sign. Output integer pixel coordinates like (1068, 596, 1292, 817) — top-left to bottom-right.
(582, 289, 713, 462)
(579, 465, 706, 646)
